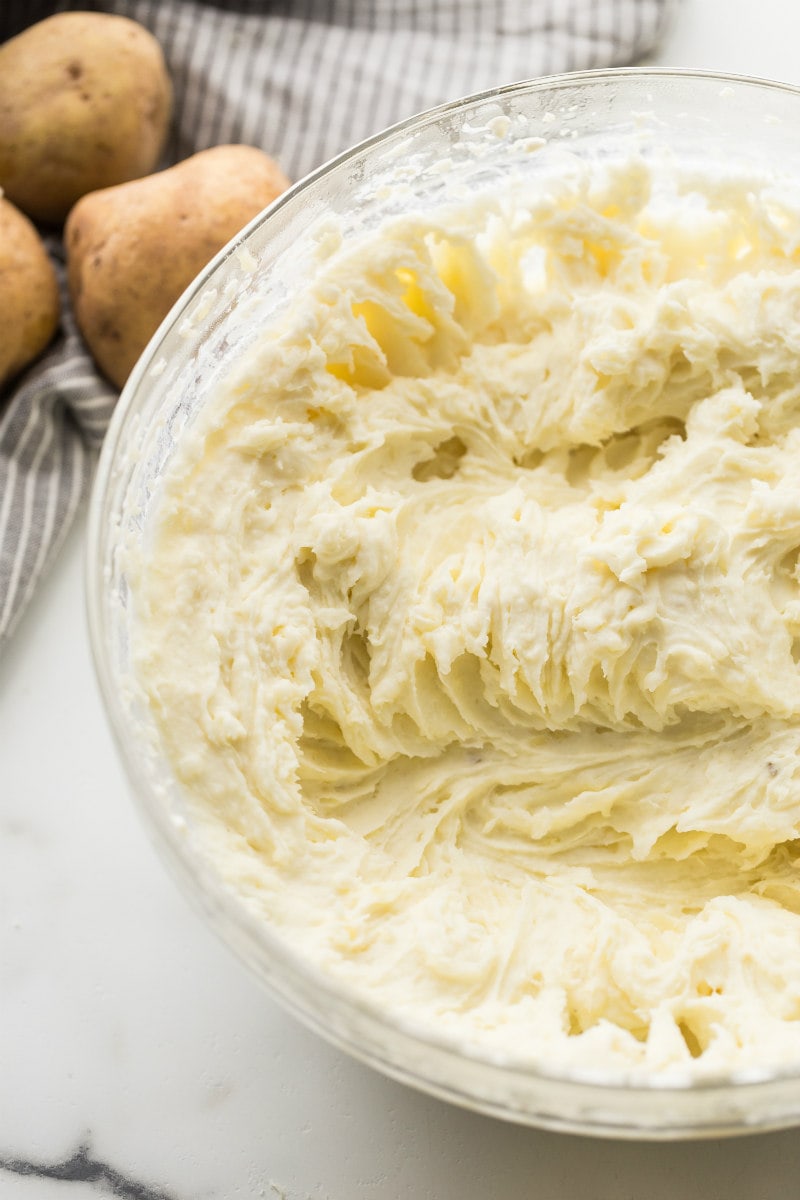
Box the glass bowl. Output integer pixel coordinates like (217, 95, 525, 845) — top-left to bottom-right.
(88, 68, 800, 1138)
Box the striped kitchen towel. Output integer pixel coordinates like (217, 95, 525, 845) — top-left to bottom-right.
(0, 0, 676, 645)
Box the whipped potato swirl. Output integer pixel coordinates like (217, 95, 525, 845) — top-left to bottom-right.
(134, 152, 800, 1076)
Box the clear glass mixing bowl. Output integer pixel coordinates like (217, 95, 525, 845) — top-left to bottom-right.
(87, 68, 800, 1138)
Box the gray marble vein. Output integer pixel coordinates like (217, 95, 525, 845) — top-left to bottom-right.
(0, 1141, 180, 1200)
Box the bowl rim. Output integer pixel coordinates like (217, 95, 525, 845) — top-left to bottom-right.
(86, 65, 800, 1131)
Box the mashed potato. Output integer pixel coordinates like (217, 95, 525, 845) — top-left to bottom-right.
(133, 151, 800, 1076)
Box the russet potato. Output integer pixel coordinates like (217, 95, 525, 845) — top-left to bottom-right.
(65, 144, 291, 389)
(0, 197, 60, 389)
(0, 11, 172, 225)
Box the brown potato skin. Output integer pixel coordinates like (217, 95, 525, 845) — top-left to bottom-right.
(0, 198, 60, 389)
(0, 12, 173, 225)
(65, 145, 291, 389)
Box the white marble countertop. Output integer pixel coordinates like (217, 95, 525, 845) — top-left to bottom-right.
(5, 2, 800, 1196)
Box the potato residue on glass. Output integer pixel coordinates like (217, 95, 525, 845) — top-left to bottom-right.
(133, 152, 800, 1077)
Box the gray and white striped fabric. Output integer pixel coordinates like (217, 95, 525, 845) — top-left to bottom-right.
(0, 0, 676, 645)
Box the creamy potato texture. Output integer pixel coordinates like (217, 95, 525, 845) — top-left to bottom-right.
(135, 153, 800, 1075)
